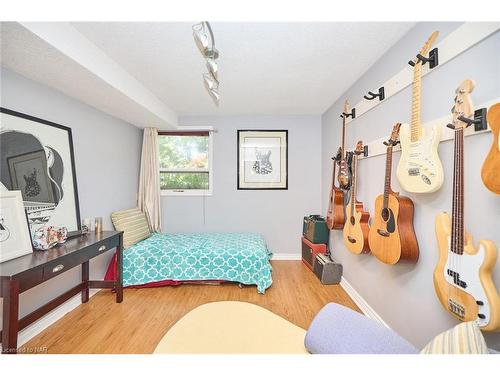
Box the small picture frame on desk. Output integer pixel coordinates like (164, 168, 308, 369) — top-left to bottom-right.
(0, 190, 33, 263)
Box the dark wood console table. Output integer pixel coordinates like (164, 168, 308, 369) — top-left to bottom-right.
(0, 230, 123, 354)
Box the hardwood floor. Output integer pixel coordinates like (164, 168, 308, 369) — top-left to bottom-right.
(21, 261, 360, 354)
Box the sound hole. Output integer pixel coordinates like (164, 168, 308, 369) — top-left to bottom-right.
(350, 216, 355, 225)
(381, 208, 389, 221)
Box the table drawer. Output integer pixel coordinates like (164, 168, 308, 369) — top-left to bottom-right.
(86, 236, 120, 259)
(42, 256, 82, 281)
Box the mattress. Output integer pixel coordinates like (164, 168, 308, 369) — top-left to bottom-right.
(105, 232, 273, 293)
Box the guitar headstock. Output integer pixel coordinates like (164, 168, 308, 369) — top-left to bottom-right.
(354, 140, 364, 155)
(451, 79, 475, 130)
(411, 31, 439, 66)
(343, 99, 350, 114)
(384, 123, 401, 146)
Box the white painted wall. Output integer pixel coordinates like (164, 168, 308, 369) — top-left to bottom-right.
(163, 115, 322, 256)
(321, 22, 500, 349)
(0, 67, 142, 331)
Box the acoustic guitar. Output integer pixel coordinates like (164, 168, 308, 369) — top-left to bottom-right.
(396, 31, 444, 193)
(368, 124, 419, 265)
(481, 103, 500, 194)
(326, 148, 346, 230)
(434, 80, 500, 332)
(337, 100, 352, 191)
(343, 141, 370, 254)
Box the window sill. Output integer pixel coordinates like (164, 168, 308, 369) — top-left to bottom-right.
(161, 190, 213, 197)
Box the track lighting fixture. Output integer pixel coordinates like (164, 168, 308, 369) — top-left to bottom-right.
(192, 21, 220, 104)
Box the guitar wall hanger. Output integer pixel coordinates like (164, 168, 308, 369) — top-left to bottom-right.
(340, 108, 356, 119)
(363, 87, 385, 101)
(383, 139, 400, 147)
(446, 108, 487, 131)
(408, 48, 439, 69)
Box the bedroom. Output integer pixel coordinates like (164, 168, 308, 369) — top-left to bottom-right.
(0, 0, 499, 371)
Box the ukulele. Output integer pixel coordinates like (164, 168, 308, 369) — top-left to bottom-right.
(337, 100, 352, 191)
(343, 141, 370, 254)
(326, 148, 346, 230)
(481, 103, 500, 194)
(368, 123, 419, 264)
(396, 31, 444, 193)
(434, 80, 500, 332)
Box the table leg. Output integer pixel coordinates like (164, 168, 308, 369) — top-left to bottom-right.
(116, 235, 123, 303)
(82, 261, 89, 303)
(1, 279, 20, 354)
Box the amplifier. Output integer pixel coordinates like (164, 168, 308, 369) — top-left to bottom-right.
(301, 237, 327, 270)
(313, 254, 343, 285)
(302, 215, 329, 244)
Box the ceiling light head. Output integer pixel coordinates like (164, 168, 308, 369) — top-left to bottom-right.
(203, 72, 219, 91)
(192, 22, 219, 59)
(203, 73, 220, 105)
(206, 58, 218, 78)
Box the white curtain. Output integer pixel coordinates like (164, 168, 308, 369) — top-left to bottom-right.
(138, 127, 161, 232)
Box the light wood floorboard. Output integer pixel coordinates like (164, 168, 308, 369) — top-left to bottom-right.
(21, 261, 360, 354)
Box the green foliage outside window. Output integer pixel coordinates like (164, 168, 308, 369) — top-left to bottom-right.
(159, 135, 210, 190)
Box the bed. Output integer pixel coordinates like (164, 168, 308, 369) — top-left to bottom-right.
(105, 232, 273, 293)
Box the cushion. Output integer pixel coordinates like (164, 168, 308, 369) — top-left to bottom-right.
(154, 301, 308, 354)
(304, 303, 418, 354)
(111, 207, 151, 248)
(421, 321, 489, 354)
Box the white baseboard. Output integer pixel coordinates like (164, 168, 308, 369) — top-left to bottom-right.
(340, 276, 390, 328)
(1, 289, 100, 350)
(271, 253, 301, 260)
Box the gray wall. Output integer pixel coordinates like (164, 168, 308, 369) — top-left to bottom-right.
(321, 23, 500, 349)
(0, 68, 142, 330)
(163, 115, 322, 255)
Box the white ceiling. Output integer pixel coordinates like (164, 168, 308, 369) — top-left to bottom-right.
(1, 22, 415, 126)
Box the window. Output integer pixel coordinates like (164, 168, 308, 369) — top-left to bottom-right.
(158, 130, 213, 195)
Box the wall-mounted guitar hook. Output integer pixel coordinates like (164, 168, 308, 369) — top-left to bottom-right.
(363, 87, 385, 101)
(408, 48, 439, 69)
(383, 139, 400, 147)
(340, 108, 356, 119)
(447, 108, 487, 131)
(363, 145, 369, 157)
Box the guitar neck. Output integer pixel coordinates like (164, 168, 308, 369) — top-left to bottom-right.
(341, 117, 347, 158)
(350, 155, 358, 209)
(383, 146, 393, 208)
(411, 63, 423, 142)
(331, 160, 337, 187)
(451, 128, 465, 255)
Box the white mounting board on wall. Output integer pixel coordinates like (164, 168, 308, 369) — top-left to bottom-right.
(357, 97, 499, 160)
(344, 22, 500, 125)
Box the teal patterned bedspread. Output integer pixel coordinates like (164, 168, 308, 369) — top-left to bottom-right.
(122, 232, 273, 293)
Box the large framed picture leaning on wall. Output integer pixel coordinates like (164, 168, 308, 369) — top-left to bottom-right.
(0, 107, 81, 235)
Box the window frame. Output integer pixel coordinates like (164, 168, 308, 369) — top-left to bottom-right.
(158, 128, 213, 197)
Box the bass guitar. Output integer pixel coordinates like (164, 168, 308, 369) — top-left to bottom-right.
(368, 123, 419, 264)
(396, 31, 444, 193)
(343, 141, 370, 254)
(326, 148, 346, 230)
(481, 103, 500, 194)
(434, 80, 500, 332)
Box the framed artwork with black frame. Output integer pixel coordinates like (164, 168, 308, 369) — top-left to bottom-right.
(0, 107, 81, 233)
(237, 130, 288, 190)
